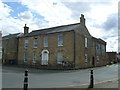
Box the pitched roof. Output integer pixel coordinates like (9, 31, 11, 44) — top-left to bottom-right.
(22, 23, 81, 37)
(92, 36, 106, 45)
(2, 33, 23, 40)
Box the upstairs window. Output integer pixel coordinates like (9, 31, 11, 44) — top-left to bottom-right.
(33, 38, 38, 48)
(44, 36, 48, 47)
(24, 53, 27, 62)
(85, 54, 88, 63)
(24, 39, 28, 48)
(33, 52, 37, 63)
(58, 34, 63, 46)
(85, 38, 88, 48)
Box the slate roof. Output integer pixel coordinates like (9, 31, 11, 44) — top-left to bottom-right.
(2, 33, 23, 40)
(92, 36, 106, 44)
(22, 23, 81, 37)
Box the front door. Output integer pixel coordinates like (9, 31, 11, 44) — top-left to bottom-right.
(41, 50, 49, 65)
(92, 56, 95, 66)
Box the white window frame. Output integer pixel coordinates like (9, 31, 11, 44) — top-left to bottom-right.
(44, 36, 48, 47)
(33, 38, 38, 48)
(58, 34, 63, 46)
(85, 54, 88, 63)
(33, 52, 37, 63)
(24, 53, 27, 62)
(57, 52, 64, 64)
(85, 38, 88, 48)
(24, 39, 28, 48)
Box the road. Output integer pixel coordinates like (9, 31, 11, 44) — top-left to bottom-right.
(2, 64, 119, 88)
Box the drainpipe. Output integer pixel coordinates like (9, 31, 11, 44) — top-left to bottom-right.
(73, 30, 76, 68)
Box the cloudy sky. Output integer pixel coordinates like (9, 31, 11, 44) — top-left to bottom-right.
(0, 0, 119, 52)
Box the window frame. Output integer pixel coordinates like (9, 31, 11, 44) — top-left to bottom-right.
(58, 34, 63, 46)
(24, 53, 27, 62)
(44, 36, 48, 47)
(85, 54, 88, 63)
(33, 38, 38, 48)
(85, 37, 88, 48)
(24, 39, 28, 48)
(33, 52, 37, 63)
(57, 52, 64, 64)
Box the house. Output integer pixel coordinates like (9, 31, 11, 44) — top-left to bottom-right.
(106, 52, 117, 64)
(17, 14, 107, 69)
(2, 33, 23, 64)
(2, 14, 107, 69)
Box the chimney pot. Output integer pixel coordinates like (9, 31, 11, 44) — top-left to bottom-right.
(80, 14, 85, 26)
(24, 24, 29, 35)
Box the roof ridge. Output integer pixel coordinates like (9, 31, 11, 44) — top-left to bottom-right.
(32, 22, 80, 32)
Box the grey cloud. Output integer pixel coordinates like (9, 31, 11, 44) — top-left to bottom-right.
(62, 1, 112, 20)
(92, 13, 118, 31)
(103, 13, 117, 31)
(62, 2, 91, 19)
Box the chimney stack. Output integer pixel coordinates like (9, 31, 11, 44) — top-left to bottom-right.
(24, 24, 29, 35)
(80, 14, 85, 26)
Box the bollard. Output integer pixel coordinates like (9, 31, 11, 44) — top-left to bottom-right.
(23, 70, 28, 90)
(89, 69, 94, 88)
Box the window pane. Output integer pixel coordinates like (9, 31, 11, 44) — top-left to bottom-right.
(33, 52, 37, 63)
(85, 54, 88, 63)
(85, 38, 88, 48)
(33, 38, 38, 48)
(24, 53, 27, 62)
(57, 52, 64, 64)
(24, 40, 28, 48)
(44, 36, 48, 47)
(58, 34, 63, 46)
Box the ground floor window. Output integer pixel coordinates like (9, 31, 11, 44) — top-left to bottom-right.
(24, 53, 27, 62)
(33, 52, 37, 63)
(57, 52, 64, 64)
(97, 56, 99, 63)
(85, 54, 88, 63)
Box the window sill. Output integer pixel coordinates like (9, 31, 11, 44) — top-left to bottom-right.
(44, 46, 48, 48)
(58, 45, 63, 47)
(33, 47, 37, 49)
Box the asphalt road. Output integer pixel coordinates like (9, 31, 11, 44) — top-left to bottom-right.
(2, 64, 119, 88)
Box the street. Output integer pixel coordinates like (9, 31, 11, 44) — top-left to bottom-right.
(2, 64, 119, 88)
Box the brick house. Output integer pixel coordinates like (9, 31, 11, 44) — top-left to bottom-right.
(2, 14, 107, 69)
(17, 14, 107, 69)
(106, 52, 117, 64)
(2, 33, 23, 64)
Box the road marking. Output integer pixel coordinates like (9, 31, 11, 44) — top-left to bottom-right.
(53, 78, 119, 88)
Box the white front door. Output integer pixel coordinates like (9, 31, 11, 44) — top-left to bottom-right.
(41, 50, 49, 65)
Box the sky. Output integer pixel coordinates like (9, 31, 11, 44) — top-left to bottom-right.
(0, 0, 119, 52)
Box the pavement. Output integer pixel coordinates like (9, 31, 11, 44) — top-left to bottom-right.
(61, 78, 119, 88)
(1, 79, 119, 90)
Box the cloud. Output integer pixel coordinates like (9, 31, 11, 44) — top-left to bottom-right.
(0, 1, 12, 19)
(62, 2, 92, 20)
(20, 0, 77, 27)
(18, 10, 33, 19)
(0, 0, 119, 52)
(102, 13, 118, 31)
